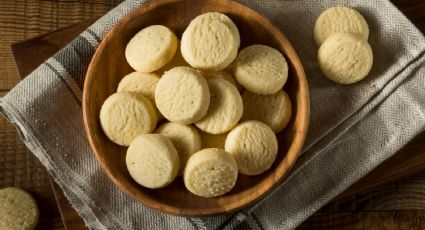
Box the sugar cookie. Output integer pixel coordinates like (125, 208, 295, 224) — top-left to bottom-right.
(195, 12, 240, 42)
(200, 131, 228, 149)
(100, 92, 158, 146)
(314, 6, 369, 46)
(202, 70, 242, 92)
(225, 121, 278, 175)
(117, 71, 163, 119)
(195, 78, 243, 134)
(183, 148, 238, 198)
(318, 32, 373, 84)
(125, 25, 178, 72)
(233, 45, 288, 95)
(126, 134, 179, 189)
(181, 13, 240, 71)
(242, 90, 292, 133)
(156, 122, 202, 175)
(117, 72, 160, 102)
(0, 187, 39, 230)
(194, 12, 240, 56)
(155, 66, 210, 124)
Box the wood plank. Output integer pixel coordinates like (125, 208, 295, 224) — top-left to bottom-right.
(0, 0, 119, 90)
(12, 18, 98, 78)
(299, 211, 425, 229)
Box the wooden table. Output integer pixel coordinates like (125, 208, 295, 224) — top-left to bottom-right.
(1, 0, 425, 229)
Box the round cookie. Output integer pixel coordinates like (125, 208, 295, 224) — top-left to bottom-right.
(155, 66, 210, 124)
(117, 72, 160, 102)
(195, 78, 243, 134)
(225, 121, 278, 175)
(117, 71, 163, 119)
(233, 45, 288, 95)
(202, 70, 242, 92)
(195, 12, 240, 43)
(181, 13, 240, 71)
(183, 148, 238, 198)
(242, 89, 292, 133)
(314, 6, 369, 46)
(0, 187, 39, 230)
(156, 122, 202, 175)
(200, 131, 228, 149)
(125, 25, 178, 72)
(126, 134, 179, 189)
(194, 12, 240, 55)
(318, 32, 373, 84)
(100, 92, 158, 146)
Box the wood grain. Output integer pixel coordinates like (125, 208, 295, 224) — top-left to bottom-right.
(0, 0, 119, 90)
(1, 1, 119, 229)
(299, 211, 425, 229)
(2, 0, 425, 229)
(83, 0, 309, 216)
(12, 18, 98, 78)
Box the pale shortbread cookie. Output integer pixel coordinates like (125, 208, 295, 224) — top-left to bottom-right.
(195, 78, 243, 134)
(0, 187, 39, 230)
(181, 13, 240, 71)
(318, 32, 373, 84)
(125, 25, 178, 72)
(194, 12, 240, 56)
(155, 40, 189, 75)
(233, 45, 288, 95)
(100, 92, 158, 146)
(117, 71, 163, 119)
(225, 121, 278, 175)
(202, 70, 242, 92)
(200, 131, 228, 149)
(195, 12, 240, 42)
(242, 90, 292, 133)
(156, 122, 202, 175)
(183, 148, 238, 198)
(126, 134, 179, 189)
(155, 66, 210, 124)
(314, 6, 369, 46)
(117, 72, 160, 102)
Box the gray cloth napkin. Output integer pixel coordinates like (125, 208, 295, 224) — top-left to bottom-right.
(1, 0, 425, 229)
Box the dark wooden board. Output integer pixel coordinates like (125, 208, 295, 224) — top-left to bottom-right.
(12, 18, 98, 78)
(9, 0, 425, 228)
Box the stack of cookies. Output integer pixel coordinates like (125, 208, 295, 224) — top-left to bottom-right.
(99, 12, 292, 198)
(314, 7, 373, 84)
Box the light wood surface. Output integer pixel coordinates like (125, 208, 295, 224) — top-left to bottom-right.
(2, 0, 425, 229)
(83, 0, 309, 216)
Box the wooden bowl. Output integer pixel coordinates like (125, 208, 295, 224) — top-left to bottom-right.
(83, 0, 309, 216)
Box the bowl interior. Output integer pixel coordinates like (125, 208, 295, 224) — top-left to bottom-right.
(83, 0, 309, 216)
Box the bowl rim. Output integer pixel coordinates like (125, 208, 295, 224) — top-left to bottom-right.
(83, 0, 310, 217)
